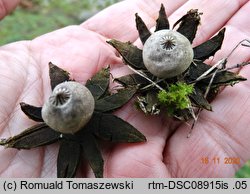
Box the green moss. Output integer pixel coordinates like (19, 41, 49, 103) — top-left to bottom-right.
(157, 82, 194, 114)
(235, 160, 250, 178)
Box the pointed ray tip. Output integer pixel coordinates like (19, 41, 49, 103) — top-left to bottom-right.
(106, 39, 122, 48)
(220, 28, 226, 34)
(135, 133, 147, 142)
(106, 38, 112, 43)
(0, 138, 10, 147)
(20, 102, 26, 107)
(48, 62, 62, 71)
(238, 75, 247, 81)
(187, 9, 203, 17)
(135, 13, 142, 20)
(49, 61, 55, 68)
(106, 39, 114, 45)
(0, 138, 7, 145)
(160, 3, 165, 10)
(135, 135, 147, 143)
(142, 135, 147, 142)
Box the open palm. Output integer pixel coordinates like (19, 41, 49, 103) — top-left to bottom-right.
(0, 0, 250, 178)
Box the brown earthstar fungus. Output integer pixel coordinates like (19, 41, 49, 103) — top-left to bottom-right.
(0, 62, 146, 178)
(107, 4, 249, 128)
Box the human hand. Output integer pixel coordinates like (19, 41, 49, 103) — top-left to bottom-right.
(0, 0, 250, 177)
(0, 0, 20, 20)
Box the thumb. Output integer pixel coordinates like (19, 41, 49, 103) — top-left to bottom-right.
(0, 0, 20, 20)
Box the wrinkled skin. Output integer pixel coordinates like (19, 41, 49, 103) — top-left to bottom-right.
(0, 0, 250, 178)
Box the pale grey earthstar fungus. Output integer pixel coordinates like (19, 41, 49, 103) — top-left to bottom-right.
(42, 81, 95, 134)
(143, 30, 194, 78)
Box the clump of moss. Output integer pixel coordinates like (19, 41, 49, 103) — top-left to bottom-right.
(157, 82, 194, 115)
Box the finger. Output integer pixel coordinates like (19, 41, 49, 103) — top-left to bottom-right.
(204, 0, 250, 167)
(0, 42, 39, 136)
(29, 27, 120, 86)
(104, 101, 171, 177)
(0, 0, 20, 20)
(220, 0, 250, 64)
(168, 0, 249, 46)
(82, 0, 248, 47)
(0, 149, 43, 177)
(133, 0, 247, 48)
(40, 145, 58, 177)
(102, 88, 185, 177)
(82, 0, 249, 78)
(164, 2, 250, 177)
(81, 0, 188, 41)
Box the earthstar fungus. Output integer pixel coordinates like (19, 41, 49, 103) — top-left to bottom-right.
(108, 4, 248, 121)
(0, 62, 146, 178)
